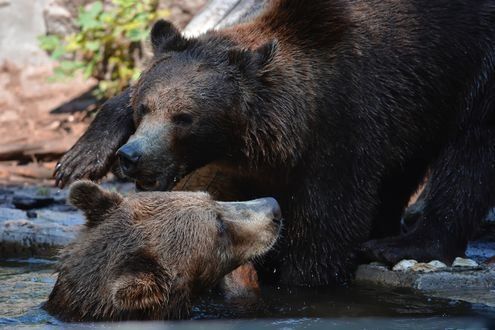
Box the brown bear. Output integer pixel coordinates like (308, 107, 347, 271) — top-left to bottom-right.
(44, 181, 281, 321)
(54, 0, 495, 286)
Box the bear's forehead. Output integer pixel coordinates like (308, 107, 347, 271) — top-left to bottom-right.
(120, 194, 218, 224)
(133, 54, 232, 100)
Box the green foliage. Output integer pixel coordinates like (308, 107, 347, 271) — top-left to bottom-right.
(39, 0, 169, 99)
(36, 187, 51, 197)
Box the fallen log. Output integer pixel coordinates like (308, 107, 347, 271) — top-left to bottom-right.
(183, 0, 268, 37)
(0, 136, 78, 162)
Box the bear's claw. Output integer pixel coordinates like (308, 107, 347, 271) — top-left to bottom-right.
(54, 146, 114, 188)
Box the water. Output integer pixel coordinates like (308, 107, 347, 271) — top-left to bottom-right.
(0, 259, 494, 329)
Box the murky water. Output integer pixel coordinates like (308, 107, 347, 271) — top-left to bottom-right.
(0, 259, 494, 329)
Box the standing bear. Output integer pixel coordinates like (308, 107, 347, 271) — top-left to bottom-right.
(55, 0, 495, 286)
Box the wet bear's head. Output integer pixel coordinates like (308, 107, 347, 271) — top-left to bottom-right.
(45, 180, 282, 321)
(116, 20, 279, 190)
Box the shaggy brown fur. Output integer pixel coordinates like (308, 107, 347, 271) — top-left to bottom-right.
(55, 0, 495, 287)
(45, 181, 281, 321)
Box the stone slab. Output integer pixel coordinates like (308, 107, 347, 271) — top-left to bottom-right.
(0, 206, 84, 257)
(355, 263, 495, 306)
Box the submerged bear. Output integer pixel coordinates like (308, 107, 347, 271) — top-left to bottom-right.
(55, 0, 495, 286)
(45, 181, 281, 321)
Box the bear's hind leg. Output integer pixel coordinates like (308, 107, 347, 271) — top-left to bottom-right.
(370, 159, 429, 239)
(360, 125, 495, 264)
(360, 120, 495, 264)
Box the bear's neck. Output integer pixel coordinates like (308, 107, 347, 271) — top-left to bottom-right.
(225, 0, 348, 49)
(218, 1, 347, 172)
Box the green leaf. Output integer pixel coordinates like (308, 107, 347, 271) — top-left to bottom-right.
(87, 1, 103, 18)
(59, 60, 83, 72)
(77, 13, 98, 30)
(126, 29, 144, 41)
(51, 45, 67, 60)
(100, 12, 116, 24)
(83, 61, 96, 79)
(38, 35, 60, 51)
(85, 40, 101, 51)
(44, 0, 157, 99)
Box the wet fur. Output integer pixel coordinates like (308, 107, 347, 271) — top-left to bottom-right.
(45, 181, 280, 321)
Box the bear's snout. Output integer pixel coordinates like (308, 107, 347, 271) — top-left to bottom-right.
(252, 197, 282, 224)
(219, 197, 283, 225)
(117, 142, 142, 176)
(217, 197, 282, 261)
(266, 197, 282, 224)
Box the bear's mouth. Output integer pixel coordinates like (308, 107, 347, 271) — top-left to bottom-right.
(135, 179, 161, 191)
(114, 157, 188, 192)
(135, 176, 181, 191)
(134, 163, 189, 191)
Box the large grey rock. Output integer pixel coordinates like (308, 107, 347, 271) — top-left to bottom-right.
(0, 206, 84, 257)
(0, 0, 51, 65)
(355, 263, 495, 306)
(0, 181, 132, 257)
(43, 0, 74, 36)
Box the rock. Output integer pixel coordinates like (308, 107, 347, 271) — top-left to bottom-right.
(392, 260, 447, 273)
(427, 260, 448, 269)
(0, 208, 26, 222)
(43, 0, 73, 36)
(392, 259, 417, 271)
(408, 261, 447, 273)
(355, 264, 495, 306)
(12, 193, 54, 210)
(0, 208, 84, 257)
(26, 210, 37, 219)
(369, 261, 388, 268)
(0, 0, 51, 65)
(452, 257, 479, 268)
(410, 263, 436, 273)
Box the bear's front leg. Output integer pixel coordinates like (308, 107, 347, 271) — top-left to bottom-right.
(54, 89, 134, 188)
(360, 126, 495, 265)
(220, 263, 261, 301)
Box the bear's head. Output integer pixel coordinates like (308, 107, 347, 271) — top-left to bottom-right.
(116, 20, 281, 190)
(45, 181, 282, 321)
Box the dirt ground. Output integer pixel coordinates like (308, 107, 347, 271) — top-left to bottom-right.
(0, 0, 206, 186)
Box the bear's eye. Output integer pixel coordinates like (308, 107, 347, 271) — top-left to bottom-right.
(137, 104, 150, 117)
(172, 113, 194, 126)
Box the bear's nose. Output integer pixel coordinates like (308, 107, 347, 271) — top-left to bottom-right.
(265, 197, 282, 224)
(117, 144, 141, 176)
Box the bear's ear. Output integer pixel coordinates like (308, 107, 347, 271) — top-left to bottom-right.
(111, 249, 171, 312)
(228, 39, 279, 76)
(151, 19, 190, 54)
(68, 180, 123, 227)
